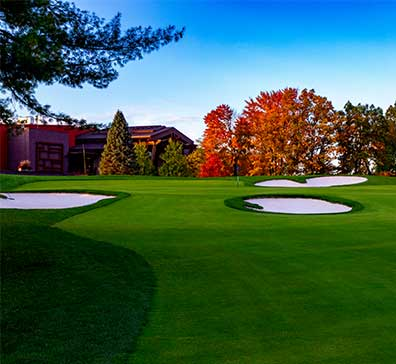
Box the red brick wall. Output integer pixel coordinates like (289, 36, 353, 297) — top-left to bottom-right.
(2, 124, 91, 171)
(25, 125, 91, 147)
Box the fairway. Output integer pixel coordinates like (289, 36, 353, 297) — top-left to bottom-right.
(1, 175, 396, 364)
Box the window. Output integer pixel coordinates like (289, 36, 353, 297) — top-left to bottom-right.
(36, 142, 64, 173)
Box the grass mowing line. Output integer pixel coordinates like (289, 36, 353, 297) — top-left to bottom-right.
(0, 176, 155, 364)
(225, 193, 364, 215)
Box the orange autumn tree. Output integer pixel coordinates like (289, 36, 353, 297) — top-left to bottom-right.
(242, 88, 299, 175)
(242, 88, 337, 175)
(200, 104, 239, 176)
(296, 89, 338, 174)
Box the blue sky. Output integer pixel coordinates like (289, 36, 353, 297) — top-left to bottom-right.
(35, 0, 396, 140)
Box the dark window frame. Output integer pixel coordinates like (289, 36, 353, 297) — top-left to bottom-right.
(36, 142, 64, 173)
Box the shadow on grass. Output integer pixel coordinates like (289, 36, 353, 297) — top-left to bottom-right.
(1, 197, 155, 364)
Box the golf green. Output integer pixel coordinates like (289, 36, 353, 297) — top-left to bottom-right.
(1, 175, 396, 364)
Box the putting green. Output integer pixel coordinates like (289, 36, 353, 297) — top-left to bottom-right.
(1, 175, 396, 364)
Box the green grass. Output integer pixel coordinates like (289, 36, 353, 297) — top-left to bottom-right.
(0, 181, 154, 364)
(1, 174, 396, 363)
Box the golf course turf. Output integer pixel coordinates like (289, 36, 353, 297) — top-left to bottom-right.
(1, 174, 396, 363)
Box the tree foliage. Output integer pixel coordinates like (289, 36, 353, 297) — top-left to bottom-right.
(158, 139, 188, 177)
(242, 88, 338, 176)
(376, 102, 396, 174)
(199, 90, 395, 176)
(186, 146, 205, 177)
(134, 142, 155, 175)
(0, 0, 184, 124)
(200, 104, 245, 177)
(199, 153, 227, 177)
(243, 88, 297, 175)
(99, 110, 134, 175)
(336, 102, 385, 175)
(295, 89, 338, 174)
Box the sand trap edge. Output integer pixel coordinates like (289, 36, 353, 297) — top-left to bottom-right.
(255, 176, 368, 188)
(224, 193, 363, 215)
(245, 197, 352, 214)
(0, 190, 129, 210)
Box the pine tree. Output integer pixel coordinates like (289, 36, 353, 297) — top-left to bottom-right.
(99, 111, 134, 175)
(158, 139, 188, 177)
(1, 0, 184, 125)
(134, 142, 155, 175)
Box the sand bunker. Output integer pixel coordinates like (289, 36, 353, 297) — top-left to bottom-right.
(255, 176, 367, 188)
(0, 193, 114, 209)
(246, 197, 352, 214)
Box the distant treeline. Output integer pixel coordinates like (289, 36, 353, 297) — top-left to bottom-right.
(100, 90, 396, 177)
(197, 88, 396, 177)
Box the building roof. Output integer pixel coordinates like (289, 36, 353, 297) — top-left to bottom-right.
(75, 131, 107, 140)
(76, 125, 194, 145)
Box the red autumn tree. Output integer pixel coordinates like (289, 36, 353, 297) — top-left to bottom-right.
(199, 153, 227, 177)
(200, 104, 239, 176)
(233, 115, 254, 175)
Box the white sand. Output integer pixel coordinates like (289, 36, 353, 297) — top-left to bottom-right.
(0, 193, 114, 209)
(246, 197, 352, 214)
(255, 176, 367, 188)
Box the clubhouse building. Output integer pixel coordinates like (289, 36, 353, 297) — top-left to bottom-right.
(0, 121, 195, 175)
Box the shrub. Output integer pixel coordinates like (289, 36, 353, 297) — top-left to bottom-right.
(134, 142, 155, 175)
(159, 139, 188, 177)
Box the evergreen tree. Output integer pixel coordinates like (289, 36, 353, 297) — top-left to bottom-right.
(158, 139, 188, 177)
(0, 0, 184, 124)
(99, 111, 134, 175)
(134, 142, 155, 175)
